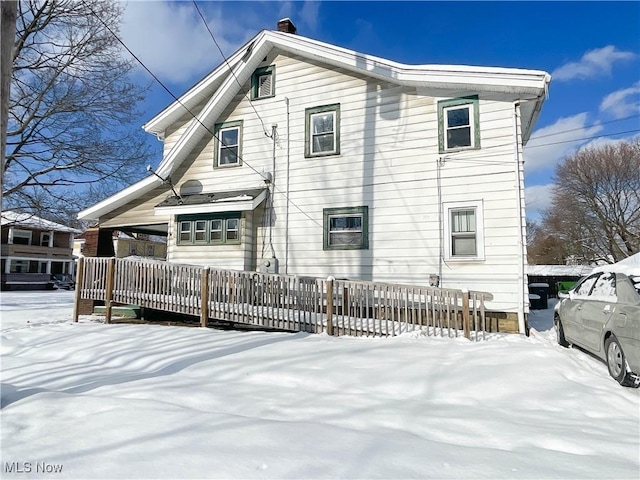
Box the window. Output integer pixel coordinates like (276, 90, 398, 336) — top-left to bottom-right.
(305, 104, 340, 157)
(146, 245, 155, 257)
(177, 213, 241, 245)
(443, 201, 484, 261)
(251, 65, 275, 100)
(214, 120, 243, 167)
(438, 96, 480, 153)
(574, 273, 599, 298)
(10, 260, 29, 273)
(323, 206, 368, 250)
(12, 229, 31, 245)
(129, 243, 137, 256)
(451, 209, 477, 256)
(40, 232, 51, 247)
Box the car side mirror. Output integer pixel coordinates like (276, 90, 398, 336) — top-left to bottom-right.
(558, 290, 569, 299)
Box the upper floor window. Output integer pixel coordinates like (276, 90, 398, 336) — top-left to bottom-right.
(305, 104, 340, 158)
(438, 96, 480, 153)
(12, 229, 31, 245)
(323, 206, 368, 250)
(40, 232, 51, 247)
(443, 200, 484, 261)
(251, 65, 275, 100)
(214, 120, 243, 167)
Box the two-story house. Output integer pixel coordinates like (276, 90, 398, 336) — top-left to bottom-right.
(73, 229, 167, 260)
(1, 211, 80, 289)
(78, 19, 551, 333)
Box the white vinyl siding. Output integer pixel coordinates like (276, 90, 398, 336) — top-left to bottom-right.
(97, 51, 526, 313)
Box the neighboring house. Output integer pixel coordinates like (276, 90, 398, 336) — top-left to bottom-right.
(73, 229, 167, 260)
(527, 264, 594, 297)
(78, 19, 551, 332)
(1, 211, 80, 289)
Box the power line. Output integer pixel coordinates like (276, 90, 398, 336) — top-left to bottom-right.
(192, 0, 272, 138)
(81, 0, 323, 229)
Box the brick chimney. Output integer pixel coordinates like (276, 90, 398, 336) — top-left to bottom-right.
(277, 18, 297, 34)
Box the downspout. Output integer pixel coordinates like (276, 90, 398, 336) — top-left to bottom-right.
(284, 97, 290, 275)
(513, 102, 527, 335)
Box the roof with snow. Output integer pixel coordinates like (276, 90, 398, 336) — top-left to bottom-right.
(1, 211, 81, 234)
(526, 264, 594, 277)
(78, 27, 550, 221)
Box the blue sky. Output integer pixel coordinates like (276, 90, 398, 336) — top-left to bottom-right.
(119, 1, 640, 219)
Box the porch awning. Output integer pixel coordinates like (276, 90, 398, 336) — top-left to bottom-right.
(154, 188, 267, 215)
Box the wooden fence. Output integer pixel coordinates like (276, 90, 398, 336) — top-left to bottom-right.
(73, 257, 494, 340)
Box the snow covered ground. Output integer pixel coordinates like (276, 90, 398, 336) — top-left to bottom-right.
(1, 290, 638, 479)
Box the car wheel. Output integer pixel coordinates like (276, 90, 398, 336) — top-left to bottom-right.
(555, 315, 569, 347)
(605, 335, 637, 387)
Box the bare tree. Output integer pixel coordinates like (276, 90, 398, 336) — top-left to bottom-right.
(526, 220, 568, 264)
(3, 0, 152, 219)
(539, 139, 640, 263)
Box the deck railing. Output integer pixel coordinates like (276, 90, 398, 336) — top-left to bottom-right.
(74, 257, 493, 340)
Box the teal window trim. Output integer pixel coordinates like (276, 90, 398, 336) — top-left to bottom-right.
(251, 65, 275, 100)
(323, 206, 369, 251)
(305, 103, 341, 158)
(214, 120, 243, 168)
(176, 213, 242, 245)
(437, 95, 480, 153)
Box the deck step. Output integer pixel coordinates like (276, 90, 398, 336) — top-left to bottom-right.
(93, 304, 141, 318)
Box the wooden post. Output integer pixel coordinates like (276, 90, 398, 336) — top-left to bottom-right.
(326, 277, 334, 336)
(201, 267, 210, 328)
(342, 286, 349, 317)
(72, 257, 85, 322)
(462, 290, 470, 340)
(104, 258, 116, 324)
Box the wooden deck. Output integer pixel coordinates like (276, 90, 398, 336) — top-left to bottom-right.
(74, 257, 494, 340)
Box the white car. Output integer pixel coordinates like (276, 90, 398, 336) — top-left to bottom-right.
(555, 266, 640, 387)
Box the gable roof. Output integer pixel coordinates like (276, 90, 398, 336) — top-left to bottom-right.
(1, 211, 81, 234)
(79, 28, 550, 221)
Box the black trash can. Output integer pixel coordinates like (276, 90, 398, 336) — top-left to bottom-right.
(529, 283, 549, 310)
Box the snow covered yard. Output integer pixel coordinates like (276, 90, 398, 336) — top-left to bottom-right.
(1, 291, 638, 479)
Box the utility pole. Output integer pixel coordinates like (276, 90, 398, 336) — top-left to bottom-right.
(1, 0, 18, 213)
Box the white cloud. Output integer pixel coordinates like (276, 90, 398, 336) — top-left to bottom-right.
(578, 131, 640, 151)
(552, 46, 636, 82)
(600, 82, 640, 119)
(121, 2, 253, 85)
(524, 113, 603, 173)
(525, 184, 554, 219)
(298, 1, 321, 32)
(277, 1, 320, 33)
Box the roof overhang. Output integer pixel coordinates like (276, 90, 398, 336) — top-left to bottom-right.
(81, 29, 550, 223)
(78, 176, 160, 221)
(154, 188, 267, 216)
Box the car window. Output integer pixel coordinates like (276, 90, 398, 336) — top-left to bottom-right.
(589, 272, 617, 302)
(631, 275, 640, 296)
(573, 273, 600, 298)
